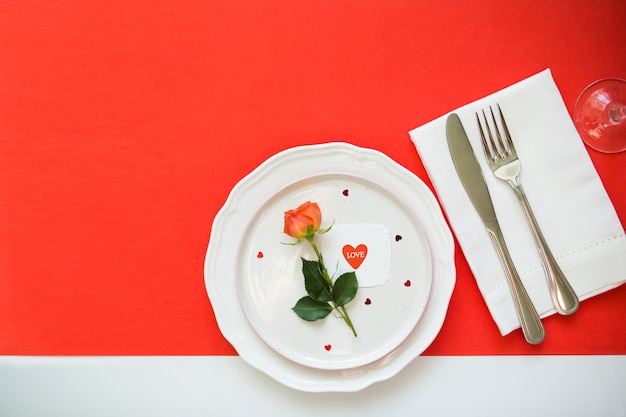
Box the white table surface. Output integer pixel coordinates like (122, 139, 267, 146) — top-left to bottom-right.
(1, 355, 624, 416)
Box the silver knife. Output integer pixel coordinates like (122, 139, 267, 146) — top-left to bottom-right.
(446, 113, 545, 345)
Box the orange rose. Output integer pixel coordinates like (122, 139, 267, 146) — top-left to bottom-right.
(283, 201, 322, 239)
(283, 201, 355, 336)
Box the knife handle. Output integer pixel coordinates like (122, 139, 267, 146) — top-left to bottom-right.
(486, 222, 545, 345)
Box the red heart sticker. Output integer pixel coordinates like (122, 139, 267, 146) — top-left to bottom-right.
(342, 244, 368, 269)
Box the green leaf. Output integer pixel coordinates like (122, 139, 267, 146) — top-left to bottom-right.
(292, 296, 333, 321)
(302, 258, 331, 302)
(332, 272, 358, 307)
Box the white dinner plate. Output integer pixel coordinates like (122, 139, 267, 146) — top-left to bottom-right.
(237, 174, 433, 370)
(205, 143, 455, 391)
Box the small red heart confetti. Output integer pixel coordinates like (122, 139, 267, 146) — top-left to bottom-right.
(342, 189, 349, 196)
(364, 298, 371, 305)
(395, 235, 402, 241)
(404, 280, 411, 287)
(256, 251, 264, 258)
(324, 344, 332, 351)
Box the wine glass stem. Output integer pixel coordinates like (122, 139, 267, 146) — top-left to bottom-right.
(609, 103, 626, 123)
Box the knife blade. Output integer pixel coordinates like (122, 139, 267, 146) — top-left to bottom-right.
(446, 113, 545, 345)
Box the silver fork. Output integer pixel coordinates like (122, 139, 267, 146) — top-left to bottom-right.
(477, 105, 579, 315)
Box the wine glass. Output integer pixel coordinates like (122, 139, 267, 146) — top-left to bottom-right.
(573, 78, 626, 153)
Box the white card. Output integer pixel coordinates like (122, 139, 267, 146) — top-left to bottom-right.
(318, 223, 391, 287)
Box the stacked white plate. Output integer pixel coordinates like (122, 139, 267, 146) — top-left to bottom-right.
(204, 143, 455, 392)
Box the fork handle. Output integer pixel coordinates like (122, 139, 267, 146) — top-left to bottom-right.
(486, 220, 545, 345)
(512, 183, 580, 315)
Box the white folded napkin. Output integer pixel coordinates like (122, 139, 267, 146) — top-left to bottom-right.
(409, 69, 626, 335)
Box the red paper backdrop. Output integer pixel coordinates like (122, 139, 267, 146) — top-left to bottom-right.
(0, 0, 624, 355)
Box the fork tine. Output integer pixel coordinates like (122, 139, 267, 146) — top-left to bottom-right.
(489, 106, 509, 157)
(496, 104, 516, 154)
(481, 109, 502, 160)
(476, 112, 494, 162)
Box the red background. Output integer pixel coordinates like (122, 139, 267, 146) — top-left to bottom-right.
(0, 0, 624, 356)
